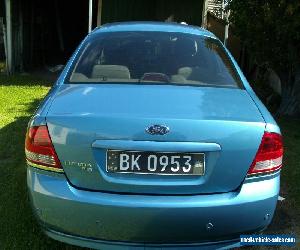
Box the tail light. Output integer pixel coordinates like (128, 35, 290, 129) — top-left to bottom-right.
(25, 125, 63, 172)
(247, 132, 283, 175)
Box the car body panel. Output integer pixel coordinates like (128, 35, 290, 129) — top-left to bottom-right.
(28, 167, 279, 245)
(46, 84, 265, 194)
(94, 21, 217, 38)
(45, 229, 242, 250)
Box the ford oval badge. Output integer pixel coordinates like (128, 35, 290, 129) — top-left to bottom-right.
(146, 125, 170, 135)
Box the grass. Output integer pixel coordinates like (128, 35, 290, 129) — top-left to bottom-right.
(279, 118, 300, 207)
(0, 75, 81, 249)
(0, 74, 299, 249)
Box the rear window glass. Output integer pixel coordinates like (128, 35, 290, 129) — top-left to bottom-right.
(67, 31, 242, 88)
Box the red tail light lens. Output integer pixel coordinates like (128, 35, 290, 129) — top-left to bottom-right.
(247, 132, 283, 175)
(25, 125, 63, 172)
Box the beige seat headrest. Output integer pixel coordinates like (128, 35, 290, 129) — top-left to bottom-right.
(178, 67, 193, 79)
(91, 65, 131, 79)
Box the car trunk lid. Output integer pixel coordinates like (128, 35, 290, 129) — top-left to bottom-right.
(46, 84, 265, 194)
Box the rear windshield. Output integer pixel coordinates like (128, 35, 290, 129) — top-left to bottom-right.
(67, 31, 242, 88)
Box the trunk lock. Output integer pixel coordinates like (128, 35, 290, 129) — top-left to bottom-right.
(206, 222, 214, 230)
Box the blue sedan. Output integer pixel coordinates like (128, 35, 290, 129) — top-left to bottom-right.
(25, 22, 283, 249)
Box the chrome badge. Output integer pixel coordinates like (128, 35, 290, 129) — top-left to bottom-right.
(64, 161, 93, 172)
(146, 125, 170, 135)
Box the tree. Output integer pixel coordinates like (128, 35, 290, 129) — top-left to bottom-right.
(228, 0, 300, 116)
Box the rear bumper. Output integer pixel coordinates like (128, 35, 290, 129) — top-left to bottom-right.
(27, 167, 279, 249)
(45, 228, 241, 249)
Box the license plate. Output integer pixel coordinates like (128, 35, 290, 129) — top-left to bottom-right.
(106, 150, 205, 175)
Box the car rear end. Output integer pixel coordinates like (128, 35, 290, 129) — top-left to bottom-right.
(26, 22, 283, 249)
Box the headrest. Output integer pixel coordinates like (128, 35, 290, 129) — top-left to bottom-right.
(91, 65, 130, 79)
(178, 67, 193, 78)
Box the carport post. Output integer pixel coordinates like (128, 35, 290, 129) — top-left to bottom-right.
(201, 0, 208, 28)
(97, 0, 102, 26)
(5, 0, 13, 74)
(224, 10, 230, 47)
(88, 0, 93, 33)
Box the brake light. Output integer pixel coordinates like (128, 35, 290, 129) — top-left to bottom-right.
(247, 132, 283, 175)
(25, 125, 63, 172)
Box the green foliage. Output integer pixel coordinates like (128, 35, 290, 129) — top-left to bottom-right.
(0, 61, 6, 73)
(0, 75, 81, 249)
(228, 0, 300, 74)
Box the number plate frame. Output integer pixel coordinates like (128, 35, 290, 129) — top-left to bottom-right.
(106, 150, 205, 176)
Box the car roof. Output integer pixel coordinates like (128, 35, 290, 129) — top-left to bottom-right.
(91, 21, 217, 39)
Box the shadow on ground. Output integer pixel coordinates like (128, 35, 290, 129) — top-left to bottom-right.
(0, 97, 84, 249)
